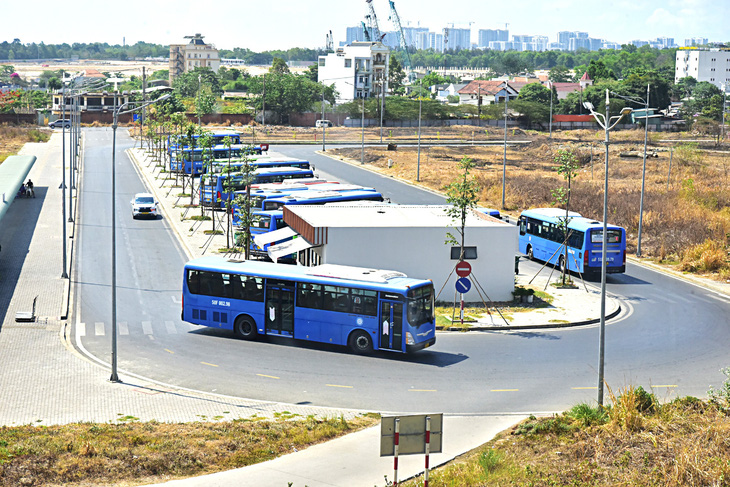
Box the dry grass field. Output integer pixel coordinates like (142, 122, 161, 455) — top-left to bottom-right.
(327, 127, 730, 280)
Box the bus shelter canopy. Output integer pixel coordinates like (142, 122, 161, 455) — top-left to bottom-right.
(253, 226, 297, 248)
(268, 236, 315, 262)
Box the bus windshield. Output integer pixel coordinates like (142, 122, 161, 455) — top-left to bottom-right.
(407, 285, 435, 327)
(591, 229, 622, 244)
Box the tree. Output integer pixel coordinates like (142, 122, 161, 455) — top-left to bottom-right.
(584, 59, 616, 81)
(172, 68, 222, 97)
(551, 149, 580, 285)
(548, 65, 571, 83)
(517, 83, 552, 105)
(388, 56, 406, 94)
(270, 57, 290, 74)
(194, 85, 216, 124)
(248, 73, 333, 124)
(444, 157, 481, 261)
(303, 63, 318, 82)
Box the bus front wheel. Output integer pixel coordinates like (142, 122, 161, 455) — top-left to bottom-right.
(234, 316, 257, 340)
(349, 330, 373, 354)
(526, 245, 533, 261)
(559, 255, 566, 274)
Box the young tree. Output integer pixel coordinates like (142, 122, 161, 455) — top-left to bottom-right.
(195, 85, 216, 125)
(388, 56, 406, 94)
(198, 131, 214, 218)
(551, 149, 580, 285)
(270, 57, 290, 74)
(444, 157, 481, 261)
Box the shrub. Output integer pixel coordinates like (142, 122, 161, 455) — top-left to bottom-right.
(679, 238, 728, 272)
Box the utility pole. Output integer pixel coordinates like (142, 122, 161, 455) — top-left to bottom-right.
(262, 74, 266, 126)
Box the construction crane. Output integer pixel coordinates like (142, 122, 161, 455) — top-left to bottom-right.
(365, 0, 384, 42)
(388, 1, 415, 81)
(361, 21, 371, 42)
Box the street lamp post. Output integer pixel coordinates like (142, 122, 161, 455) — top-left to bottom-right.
(417, 78, 422, 182)
(502, 88, 508, 209)
(584, 91, 632, 407)
(109, 93, 171, 383)
(61, 81, 68, 279)
(321, 87, 326, 151)
(361, 95, 365, 165)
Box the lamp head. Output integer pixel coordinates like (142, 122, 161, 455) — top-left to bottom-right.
(620, 107, 633, 116)
(583, 101, 594, 111)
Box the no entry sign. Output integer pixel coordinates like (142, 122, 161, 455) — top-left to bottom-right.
(455, 261, 472, 277)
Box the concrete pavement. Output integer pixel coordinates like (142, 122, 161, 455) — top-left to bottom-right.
(0, 131, 679, 487)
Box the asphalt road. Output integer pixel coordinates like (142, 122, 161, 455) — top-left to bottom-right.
(74, 135, 730, 414)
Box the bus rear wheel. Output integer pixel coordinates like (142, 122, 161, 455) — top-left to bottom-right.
(349, 330, 373, 354)
(234, 316, 257, 340)
(559, 255, 566, 274)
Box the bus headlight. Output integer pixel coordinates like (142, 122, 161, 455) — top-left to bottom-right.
(405, 332, 415, 345)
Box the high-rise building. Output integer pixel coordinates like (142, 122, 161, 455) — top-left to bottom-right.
(402, 27, 429, 49)
(685, 37, 709, 47)
(444, 27, 471, 51)
(346, 26, 366, 44)
(478, 29, 508, 48)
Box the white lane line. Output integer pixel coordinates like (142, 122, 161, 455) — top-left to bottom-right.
(705, 294, 730, 304)
(77, 322, 86, 337)
(94, 322, 105, 336)
(165, 320, 177, 334)
(119, 321, 129, 335)
(142, 321, 153, 335)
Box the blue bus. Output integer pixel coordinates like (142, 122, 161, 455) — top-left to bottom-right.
(261, 190, 384, 211)
(200, 167, 316, 208)
(518, 208, 626, 278)
(171, 144, 267, 175)
(242, 184, 377, 212)
(233, 209, 292, 258)
(208, 158, 311, 174)
(182, 256, 436, 354)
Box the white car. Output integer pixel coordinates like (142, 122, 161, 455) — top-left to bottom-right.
(315, 119, 333, 128)
(131, 193, 159, 219)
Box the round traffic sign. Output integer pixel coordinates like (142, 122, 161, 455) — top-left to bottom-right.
(455, 277, 472, 293)
(455, 261, 472, 277)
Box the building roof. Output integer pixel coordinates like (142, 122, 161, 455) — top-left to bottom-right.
(81, 69, 105, 78)
(550, 82, 582, 94)
(286, 205, 511, 229)
(458, 80, 514, 96)
(580, 71, 592, 81)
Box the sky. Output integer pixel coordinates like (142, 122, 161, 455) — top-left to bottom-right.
(3, 0, 728, 52)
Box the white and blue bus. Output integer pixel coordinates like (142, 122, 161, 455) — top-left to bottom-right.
(200, 167, 316, 208)
(182, 257, 436, 354)
(518, 208, 626, 278)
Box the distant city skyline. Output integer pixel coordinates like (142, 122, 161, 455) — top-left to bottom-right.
(3, 0, 727, 53)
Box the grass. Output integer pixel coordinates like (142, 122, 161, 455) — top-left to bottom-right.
(0, 414, 378, 486)
(0, 125, 51, 163)
(399, 384, 730, 487)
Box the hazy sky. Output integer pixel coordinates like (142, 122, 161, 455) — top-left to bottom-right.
(4, 0, 727, 52)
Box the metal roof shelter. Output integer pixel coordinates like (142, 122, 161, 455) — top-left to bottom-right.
(0, 155, 36, 224)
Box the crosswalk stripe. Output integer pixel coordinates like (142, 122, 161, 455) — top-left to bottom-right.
(119, 321, 129, 335)
(95, 322, 105, 336)
(142, 321, 153, 335)
(77, 322, 86, 337)
(165, 321, 177, 334)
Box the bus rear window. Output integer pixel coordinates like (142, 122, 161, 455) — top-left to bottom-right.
(591, 229, 622, 244)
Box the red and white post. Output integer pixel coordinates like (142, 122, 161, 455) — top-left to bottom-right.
(393, 418, 400, 486)
(424, 416, 431, 487)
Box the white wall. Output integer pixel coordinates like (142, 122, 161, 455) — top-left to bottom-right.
(318, 225, 518, 302)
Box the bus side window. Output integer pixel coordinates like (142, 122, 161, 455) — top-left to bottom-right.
(187, 270, 201, 294)
(230, 274, 245, 300)
(519, 217, 526, 236)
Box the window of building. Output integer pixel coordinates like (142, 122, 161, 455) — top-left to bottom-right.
(451, 246, 477, 260)
(345, 59, 351, 68)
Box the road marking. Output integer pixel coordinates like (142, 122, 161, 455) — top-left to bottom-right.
(95, 322, 105, 336)
(326, 384, 353, 389)
(572, 387, 598, 390)
(142, 321, 153, 335)
(653, 385, 677, 388)
(409, 389, 437, 392)
(257, 374, 280, 379)
(491, 389, 519, 392)
(77, 322, 86, 337)
(165, 349, 174, 354)
(119, 321, 129, 336)
(201, 362, 218, 367)
(165, 321, 177, 334)
(706, 294, 730, 303)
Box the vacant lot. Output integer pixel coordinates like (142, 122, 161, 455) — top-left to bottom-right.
(328, 127, 730, 280)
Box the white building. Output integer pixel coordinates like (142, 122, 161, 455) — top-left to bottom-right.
(675, 48, 730, 89)
(169, 34, 220, 84)
(273, 205, 518, 302)
(318, 42, 390, 103)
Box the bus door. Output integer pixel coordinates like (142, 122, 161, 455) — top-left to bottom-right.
(379, 301, 403, 352)
(265, 279, 295, 337)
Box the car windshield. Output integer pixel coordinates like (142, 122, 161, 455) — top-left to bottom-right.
(135, 197, 154, 204)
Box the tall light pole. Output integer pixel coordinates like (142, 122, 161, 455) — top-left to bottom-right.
(722, 83, 727, 145)
(502, 87, 508, 209)
(361, 95, 365, 165)
(379, 75, 385, 144)
(549, 84, 554, 141)
(110, 93, 171, 383)
(321, 87, 326, 151)
(61, 81, 68, 279)
(584, 92, 632, 407)
(611, 86, 651, 257)
(417, 78, 422, 182)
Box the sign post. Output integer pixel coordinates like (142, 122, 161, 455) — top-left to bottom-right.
(455, 261, 472, 326)
(381, 414, 443, 486)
